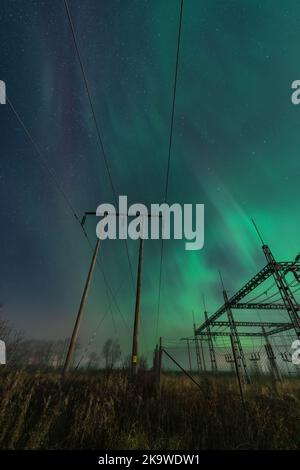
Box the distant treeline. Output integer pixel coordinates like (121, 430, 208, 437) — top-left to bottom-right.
(0, 313, 148, 371)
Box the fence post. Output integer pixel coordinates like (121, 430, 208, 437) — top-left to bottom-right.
(156, 337, 163, 398)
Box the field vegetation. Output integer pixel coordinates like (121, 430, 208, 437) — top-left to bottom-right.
(0, 369, 299, 450)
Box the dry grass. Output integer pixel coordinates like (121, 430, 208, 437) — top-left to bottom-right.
(0, 369, 299, 450)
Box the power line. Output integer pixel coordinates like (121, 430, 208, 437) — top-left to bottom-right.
(81, 228, 131, 334)
(244, 282, 276, 303)
(105, 283, 117, 335)
(7, 97, 126, 342)
(260, 293, 282, 304)
(163, 0, 184, 203)
(63, 0, 135, 293)
(75, 276, 129, 369)
(7, 97, 80, 225)
(156, 0, 184, 340)
(259, 279, 300, 304)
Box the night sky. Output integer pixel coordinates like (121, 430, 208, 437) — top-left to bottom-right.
(0, 0, 300, 361)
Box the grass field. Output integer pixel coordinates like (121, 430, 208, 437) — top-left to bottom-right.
(0, 370, 300, 450)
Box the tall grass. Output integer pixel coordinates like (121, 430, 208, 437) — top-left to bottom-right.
(0, 370, 299, 450)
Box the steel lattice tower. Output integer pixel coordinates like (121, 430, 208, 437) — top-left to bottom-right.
(222, 287, 251, 384)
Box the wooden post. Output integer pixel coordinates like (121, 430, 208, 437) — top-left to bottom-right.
(131, 236, 144, 375)
(155, 338, 163, 398)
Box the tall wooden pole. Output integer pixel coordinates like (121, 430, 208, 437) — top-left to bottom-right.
(131, 236, 144, 375)
(62, 238, 100, 379)
(156, 337, 163, 398)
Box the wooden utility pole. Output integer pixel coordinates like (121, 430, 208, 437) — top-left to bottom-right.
(158, 337, 163, 391)
(62, 238, 100, 379)
(131, 236, 144, 375)
(81, 210, 161, 378)
(155, 337, 163, 397)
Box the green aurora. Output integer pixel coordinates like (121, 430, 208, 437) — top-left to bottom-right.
(0, 0, 299, 360)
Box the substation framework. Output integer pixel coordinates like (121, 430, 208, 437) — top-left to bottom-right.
(63, 207, 300, 385)
(193, 239, 300, 384)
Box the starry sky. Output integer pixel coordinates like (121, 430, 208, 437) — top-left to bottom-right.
(0, 0, 300, 362)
